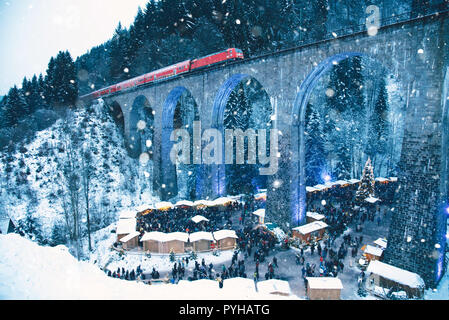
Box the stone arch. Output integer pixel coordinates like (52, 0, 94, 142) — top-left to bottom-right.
(290, 52, 401, 226)
(128, 95, 154, 159)
(161, 86, 199, 200)
(108, 101, 125, 134)
(211, 74, 273, 196)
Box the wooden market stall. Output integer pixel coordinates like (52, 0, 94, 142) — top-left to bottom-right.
(373, 238, 388, 250)
(119, 231, 140, 250)
(140, 231, 167, 252)
(164, 232, 190, 254)
(306, 277, 343, 300)
(366, 260, 425, 299)
(189, 231, 215, 252)
(292, 221, 328, 244)
(306, 211, 326, 223)
(116, 218, 137, 242)
(363, 244, 384, 262)
(213, 230, 238, 250)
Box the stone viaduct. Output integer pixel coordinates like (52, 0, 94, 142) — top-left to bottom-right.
(80, 11, 449, 287)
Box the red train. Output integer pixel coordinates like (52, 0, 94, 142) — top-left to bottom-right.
(80, 48, 244, 101)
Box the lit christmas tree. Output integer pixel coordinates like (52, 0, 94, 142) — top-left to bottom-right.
(355, 157, 375, 203)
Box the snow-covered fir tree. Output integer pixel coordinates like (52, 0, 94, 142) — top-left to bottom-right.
(355, 157, 376, 202)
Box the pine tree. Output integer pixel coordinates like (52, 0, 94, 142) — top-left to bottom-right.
(305, 106, 327, 186)
(4, 86, 29, 126)
(355, 157, 375, 202)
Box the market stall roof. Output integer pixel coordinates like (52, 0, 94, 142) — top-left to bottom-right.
(292, 221, 328, 235)
(364, 244, 384, 257)
(313, 184, 329, 191)
(136, 204, 155, 212)
(119, 231, 140, 243)
(306, 186, 318, 192)
(365, 196, 381, 204)
(374, 238, 388, 249)
(223, 277, 254, 292)
(155, 201, 174, 210)
(306, 212, 325, 221)
(366, 260, 425, 289)
(254, 192, 267, 200)
(116, 218, 136, 235)
(334, 180, 350, 186)
(389, 177, 398, 182)
(191, 215, 210, 223)
(212, 197, 235, 206)
(306, 277, 343, 290)
(193, 199, 215, 207)
(166, 232, 189, 242)
(257, 279, 291, 296)
(140, 231, 168, 242)
(253, 209, 266, 218)
(189, 231, 215, 242)
(175, 200, 194, 207)
(348, 179, 361, 184)
(213, 230, 238, 241)
(375, 177, 389, 182)
(118, 209, 136, 219)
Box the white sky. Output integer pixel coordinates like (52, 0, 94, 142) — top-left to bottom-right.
(0, 0, 149, 95)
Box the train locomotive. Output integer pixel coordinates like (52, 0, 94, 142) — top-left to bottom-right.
(80, 48, 244, 101)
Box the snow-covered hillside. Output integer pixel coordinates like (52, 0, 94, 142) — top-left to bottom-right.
(0, 100, 158, 243)
(0, 233, 299, 300)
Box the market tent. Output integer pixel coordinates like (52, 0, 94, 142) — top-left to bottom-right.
(254, 192, 267, 200)
(306, 186, 319, 193)
(253, 208, 266, 224)
(191, 215, 210, 223)
(375, 177, 389, 183)
(213, 230, 238, 250)
(363, 245, 384, 261)
(257, 279, 291, 296)
(306, 277, 343, 300)
(189, 231, 215, 252)
(119, 231, 140, 250)
(314, 184, 329, 191)
(365, 197, 381, 204)
(193, 200, 215, 208)
(212, 197, 235, 206)
(175, 200, 194, 208)
(155, 201, 174, 211)
(348, 179, 361, 184)
(389, 177, 398, 182)
(116, 218, 137, 241)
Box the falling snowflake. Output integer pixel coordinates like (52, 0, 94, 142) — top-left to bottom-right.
(139, 153, 149, 165)
(137, 120, 146, 130)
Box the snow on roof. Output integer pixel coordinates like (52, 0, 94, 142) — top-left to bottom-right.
(306, 212, 325, 221)
(136, 204, 154, 212)
(253, 209, 265, 218)
(175, 200, 194, 207)
(212, 197, 235, 206)
(313, 184, 329, 190)
(375, 177, 389, 182)
(254, 192, 267, 199)
(166, 232, 189, 242)
(118, 209, 136, 219)
(389, 177, 398, 182)
(223, 277, 254, 291)
(306, 277, 343, 290)
(292, 221, 328, 235)
(257, 279, 291, 295)
(194, 200, 215, 207)
(364, 245, 384, 257)
(140, 231, 168, 242)
(348, 179, 361, 184)
(213, 230, 238, 241)
(334, 180, 349, 185)
(116, 218, 136, 235)
(189, 231, 215, 242)
(374, 238, 388, 249)
(306, 186, 318, 192)
(155, 201, 174, 210)
(191, 215, 210, 223)
(119, 231, 140, 243)
(366, 260, 425, 289)
(365, 197, 381, 204)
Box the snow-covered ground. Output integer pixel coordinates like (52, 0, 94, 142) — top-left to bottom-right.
(0, 233, 300, 300)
